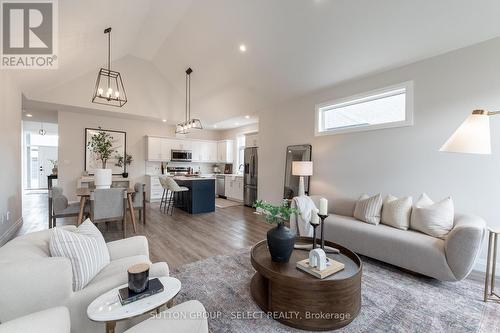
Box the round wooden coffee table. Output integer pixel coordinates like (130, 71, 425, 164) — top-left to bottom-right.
(250, 237, 362, 331)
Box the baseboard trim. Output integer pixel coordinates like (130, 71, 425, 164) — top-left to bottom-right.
(0, 217, 23, 246)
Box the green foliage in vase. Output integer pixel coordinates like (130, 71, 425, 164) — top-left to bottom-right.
(253, 200, 300, 225)
(115, 153, 133, 167)
(87, 127, 116, 169)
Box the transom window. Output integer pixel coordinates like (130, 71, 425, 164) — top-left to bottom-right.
(315, 82, 413, 136)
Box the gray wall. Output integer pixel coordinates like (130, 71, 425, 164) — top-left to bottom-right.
(259, 37, 500, 271)
(0, 72, 22, 244)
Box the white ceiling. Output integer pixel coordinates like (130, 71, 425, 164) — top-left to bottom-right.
(12, 0, 500, 129)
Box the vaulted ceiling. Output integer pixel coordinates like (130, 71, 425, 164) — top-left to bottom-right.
(12, 0, 500, 128)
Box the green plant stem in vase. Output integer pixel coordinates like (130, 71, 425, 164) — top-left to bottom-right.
(115, 153, 133, 177)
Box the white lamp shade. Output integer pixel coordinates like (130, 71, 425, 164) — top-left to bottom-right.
(440, 114, 491, 155)
(292, 161, 313, 176)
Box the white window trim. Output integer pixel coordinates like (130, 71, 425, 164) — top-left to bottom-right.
(314, 81, 414, 136)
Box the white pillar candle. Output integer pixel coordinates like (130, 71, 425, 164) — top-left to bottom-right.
(311, 209, 320, 225)
(319, 198, 328, 215)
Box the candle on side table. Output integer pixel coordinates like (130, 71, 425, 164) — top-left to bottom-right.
(319, 198, 328, 215)
(311, 209, 320, 225)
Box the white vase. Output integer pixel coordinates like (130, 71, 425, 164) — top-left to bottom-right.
(94, 169, 112, 189)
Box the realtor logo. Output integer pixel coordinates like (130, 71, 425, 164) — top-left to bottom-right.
(1, 0, 58, 69)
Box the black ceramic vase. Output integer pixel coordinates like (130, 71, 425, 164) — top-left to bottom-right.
(267, 222, 295, 263)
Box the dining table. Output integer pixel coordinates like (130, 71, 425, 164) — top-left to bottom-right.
(75, 187, 137, 233)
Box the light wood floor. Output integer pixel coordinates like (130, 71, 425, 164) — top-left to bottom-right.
(18, 192, 272, 268)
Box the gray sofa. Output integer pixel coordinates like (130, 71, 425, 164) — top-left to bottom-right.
(292, 195, 486, 281)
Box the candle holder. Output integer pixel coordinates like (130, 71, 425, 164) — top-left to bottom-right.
(309, 222, 319, 249)
(318, 214, 328, 250)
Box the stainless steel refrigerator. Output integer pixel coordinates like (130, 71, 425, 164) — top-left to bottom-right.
(244, 147, 258, 207)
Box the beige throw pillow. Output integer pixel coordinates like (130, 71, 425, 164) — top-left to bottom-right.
(353, 193, 383, 225)
(410, 193, 454, 239)
(381, 195, 413, 230)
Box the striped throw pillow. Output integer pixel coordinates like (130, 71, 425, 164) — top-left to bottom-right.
(353, 193, 383, 225)
(50, 219, 110, 291)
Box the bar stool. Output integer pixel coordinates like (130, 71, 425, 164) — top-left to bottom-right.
(159, 176, 170, 213)
(164, 177, 189, 215)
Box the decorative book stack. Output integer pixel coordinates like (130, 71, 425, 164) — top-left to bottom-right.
(118, 278, 164, 305)
(296, 258, 345, 279)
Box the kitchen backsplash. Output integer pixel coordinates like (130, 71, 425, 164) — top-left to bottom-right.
(145, 161, 226, 175)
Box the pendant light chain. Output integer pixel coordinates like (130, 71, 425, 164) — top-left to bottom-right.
(107, 28, 111, 89)
(176, 67, 203, 134)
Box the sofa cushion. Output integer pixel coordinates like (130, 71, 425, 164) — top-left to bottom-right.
(410, 193, 454, 239)
(353, 193, 383, 225)
(86, 255, 150, 292)
(50, 219, 110, 291)
(381, 195, 412, 230)
(323, 214, 456, 281)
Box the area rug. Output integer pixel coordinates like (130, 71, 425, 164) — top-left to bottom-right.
(171, 250, 500, 333)
(215, 198, 243, 208)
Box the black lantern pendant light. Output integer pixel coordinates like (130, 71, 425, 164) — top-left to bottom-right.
(176, 67, 203, 134)
(92, 27, 127, 107)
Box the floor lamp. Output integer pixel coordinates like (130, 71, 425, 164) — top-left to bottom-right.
(292, 161, 313, 196)
(439, 109, 496, 302)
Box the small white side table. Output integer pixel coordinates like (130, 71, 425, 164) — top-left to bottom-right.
(484, 227, 500, 302)
(87, 276, 181, 333)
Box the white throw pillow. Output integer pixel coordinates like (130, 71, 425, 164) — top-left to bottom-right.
(410, 193, 454, 239)
(353, 193, 383, 225)
(50, 219, 110, 291)
(381, 195, 413, 230)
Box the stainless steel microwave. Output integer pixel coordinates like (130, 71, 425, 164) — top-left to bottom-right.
(171, 150, 192, 162)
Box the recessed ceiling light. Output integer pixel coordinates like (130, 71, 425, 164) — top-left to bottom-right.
(213, 124, 218, 128)
(162, 119, 167, 122)
(26, 113, 33, 117)
(245, 115, 250, 119)
(239, 44, 247, 52)
(235, 122, 240, 126)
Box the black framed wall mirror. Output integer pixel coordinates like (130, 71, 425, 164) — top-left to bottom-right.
(283, 144, 312, 199)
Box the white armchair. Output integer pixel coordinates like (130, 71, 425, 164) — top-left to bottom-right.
(0, 227, 169, 332)
(124, 300, 209, 333)
(0, 307, 70, 333)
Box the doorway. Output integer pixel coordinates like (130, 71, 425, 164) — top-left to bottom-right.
(23, 121, 58, 190)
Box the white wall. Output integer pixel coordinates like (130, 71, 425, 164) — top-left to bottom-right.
(58, 111, 220, 201)
(0, 72, 22, 244)
(259, 37, 500, 271)
(32, 55, 185, 123)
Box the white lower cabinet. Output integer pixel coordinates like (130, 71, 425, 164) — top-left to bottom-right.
(147, 175, 164, 202)
(224, 176, 244, 201)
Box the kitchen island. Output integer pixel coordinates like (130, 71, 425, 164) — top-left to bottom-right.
(174, 176, 216, 214)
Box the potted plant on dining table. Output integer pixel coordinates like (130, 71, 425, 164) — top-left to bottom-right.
(87, 127, 116, 189)
(253, 200, 299, 263)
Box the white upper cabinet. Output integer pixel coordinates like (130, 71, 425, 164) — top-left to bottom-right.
(245, 132, 259, 148)
(217, 140, 234, 163)
(146, 136, 222, 163)
(207, 142, 218, 162)
(191, 141, 202, 162)
(147, 137, 163, 161)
